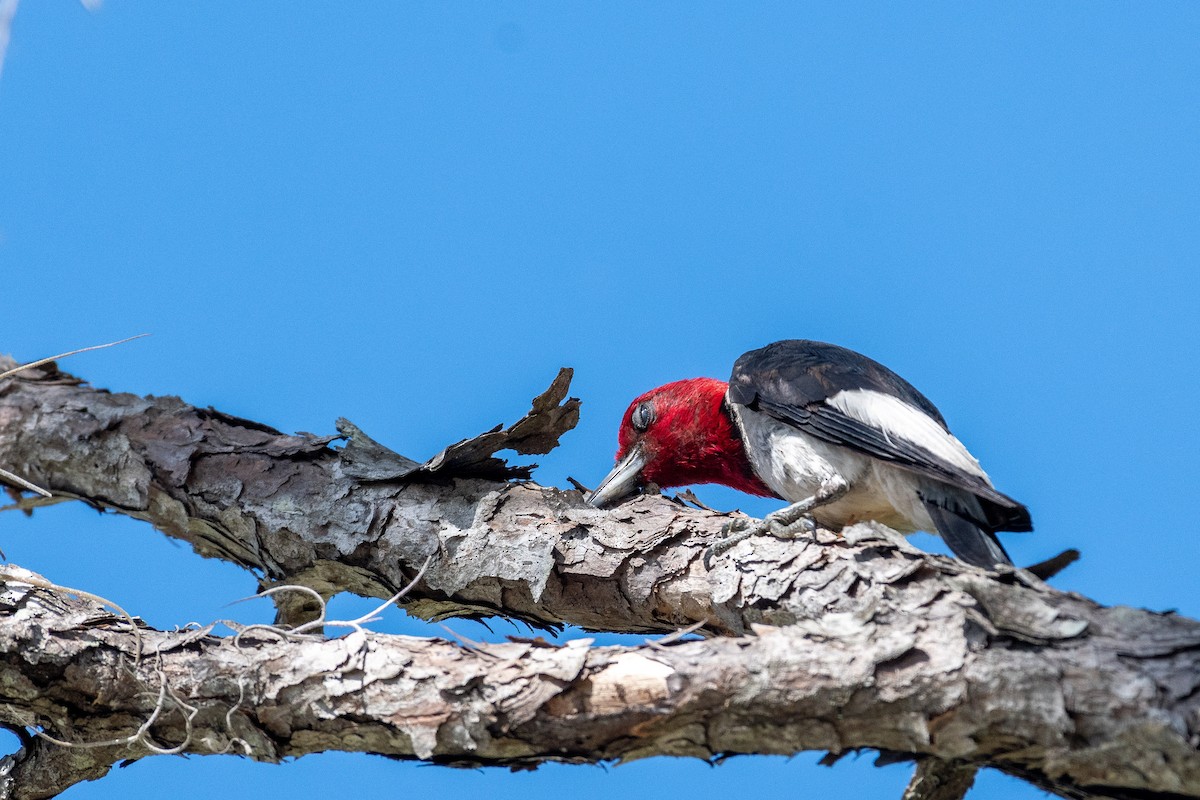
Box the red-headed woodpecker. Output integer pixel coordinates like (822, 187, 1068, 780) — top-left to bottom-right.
(586, 340, 1032, 570)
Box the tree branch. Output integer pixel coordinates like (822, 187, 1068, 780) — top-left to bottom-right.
(1, 563, 1197, 800)
(1, 358, 1199, 799)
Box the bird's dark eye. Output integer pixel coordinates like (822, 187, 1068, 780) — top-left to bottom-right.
(631, 401, 655, 432)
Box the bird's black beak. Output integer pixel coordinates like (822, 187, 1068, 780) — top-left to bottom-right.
(585, 443, 647, 508)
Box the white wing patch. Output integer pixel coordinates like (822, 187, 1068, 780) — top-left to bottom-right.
(826, 388, 989, 480)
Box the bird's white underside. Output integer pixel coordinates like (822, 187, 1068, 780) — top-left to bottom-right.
(729, 388, 993, 534)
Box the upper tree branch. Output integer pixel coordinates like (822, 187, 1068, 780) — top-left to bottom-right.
(0, 355, 936, 635)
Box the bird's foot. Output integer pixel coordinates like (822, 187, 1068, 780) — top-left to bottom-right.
(703, 512, 818, 569)
(762, 508, 818, 540)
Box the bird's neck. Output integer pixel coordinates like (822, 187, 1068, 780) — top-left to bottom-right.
(648, 378, 778, 498)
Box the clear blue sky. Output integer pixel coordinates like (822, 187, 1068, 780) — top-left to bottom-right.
(2, 4, 1198, 799)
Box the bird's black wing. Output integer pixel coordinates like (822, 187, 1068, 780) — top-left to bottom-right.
(728, 340, 1031, 532)
(728, 339, 949, 428)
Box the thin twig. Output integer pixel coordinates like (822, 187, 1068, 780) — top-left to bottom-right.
(0, 466, 50, 498)
(438, 624, 502, 659)
(0, 334, 150, 381)
(307, 554, 433, 633)
(216, 680, 253, 756)
(644, 618, 708, 650)
(232, 555, 434, 647)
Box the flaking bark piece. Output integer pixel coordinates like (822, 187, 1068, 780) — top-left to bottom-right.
(338, 368, 581, 483)
(335, 419, 422, 481)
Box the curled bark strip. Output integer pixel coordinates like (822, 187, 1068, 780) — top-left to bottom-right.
(337, 367, 581, 483)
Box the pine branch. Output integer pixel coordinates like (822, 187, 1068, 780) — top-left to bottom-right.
(1, 564, 1197, 800)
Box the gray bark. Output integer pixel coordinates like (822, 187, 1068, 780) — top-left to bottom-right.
(0, 357, 1198, 799)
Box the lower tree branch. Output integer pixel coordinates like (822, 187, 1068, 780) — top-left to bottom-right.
(0, 562, 1198, 800)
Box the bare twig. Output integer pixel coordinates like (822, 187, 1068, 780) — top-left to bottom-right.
(644, 618, 708, 650)
(0, 467, 49, 498)
(232, 555, 434, 647)
(0, 334, 149, 382)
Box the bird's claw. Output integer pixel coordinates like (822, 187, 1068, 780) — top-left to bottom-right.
(765, 513, 817, 540)
(703, 513, 818, 569)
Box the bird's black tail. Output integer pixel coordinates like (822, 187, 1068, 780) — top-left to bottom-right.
(921, 494, 1013, 569)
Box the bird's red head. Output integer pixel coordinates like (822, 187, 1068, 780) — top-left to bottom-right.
(586, 377, 776, 507)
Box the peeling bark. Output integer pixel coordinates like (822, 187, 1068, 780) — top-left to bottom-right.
(1, 359, 1199, 799)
